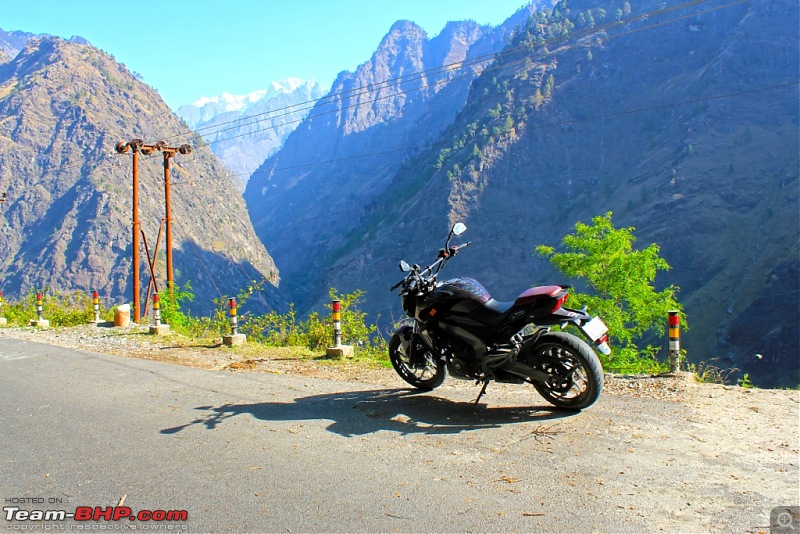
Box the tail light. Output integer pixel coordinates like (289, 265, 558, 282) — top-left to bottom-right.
(550, 292, 569, 313)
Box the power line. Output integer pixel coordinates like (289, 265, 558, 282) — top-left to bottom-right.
(550, 81, 799, 129)
(181, 0, 749, 152)
(2, 0, 746, 180)
(187, 80, 795, 184)
(180, 0, 771, 181)
(163, 0, 721, 145)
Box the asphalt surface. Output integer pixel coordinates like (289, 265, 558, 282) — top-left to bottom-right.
(1, 338, 797, 533)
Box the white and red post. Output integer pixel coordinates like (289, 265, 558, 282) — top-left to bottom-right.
(332, 299, 342, 347)
(325, 298, 353, 358)
(29, 292, 49, 328)
(222, 297, 246, 347)
(149, 293, 170, 334)
(92, 291, 101, 324)
(668, 310, 681, 372)
(229, 298, 238, 336)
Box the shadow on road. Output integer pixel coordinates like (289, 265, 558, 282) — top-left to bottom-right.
(161, 388, 577, 437)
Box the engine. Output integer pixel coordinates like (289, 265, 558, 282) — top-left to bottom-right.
(447, 357, 480, 380)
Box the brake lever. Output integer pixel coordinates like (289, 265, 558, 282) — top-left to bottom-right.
(450, 241, 472, 255)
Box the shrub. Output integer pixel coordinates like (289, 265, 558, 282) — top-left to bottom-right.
(2, 289, 96, 327)
(537, 212, 684, 374)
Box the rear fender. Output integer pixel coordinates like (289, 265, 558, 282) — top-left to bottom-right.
(535, 307, 611, 355)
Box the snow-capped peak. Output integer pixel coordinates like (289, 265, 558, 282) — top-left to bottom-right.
(188, 78, 319, 111)
(177, 78, 325, 130)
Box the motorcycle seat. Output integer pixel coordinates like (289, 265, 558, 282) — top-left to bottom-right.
(471, 298, 515, 326)
(471, 285, 564, 327)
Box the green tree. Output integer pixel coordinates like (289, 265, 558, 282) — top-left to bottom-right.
(536, 212, 683, 369)
(472, 143, 483, 160)
(502, 114, 514, 133)
(543, 74, 555, 97)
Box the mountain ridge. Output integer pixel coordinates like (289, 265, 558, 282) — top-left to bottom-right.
(274, 0, 798, 388)
(243, 4, 550, 309)
(0, 36, 286, 315)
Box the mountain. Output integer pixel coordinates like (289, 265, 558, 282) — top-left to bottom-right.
(0, 28, 38, 59)
(244, 4, 551, 309)
(176, 79, 326, 190)
(0, 27, 89, 59)
(258, 0, 798, 387)
(0, 36, 285, 315)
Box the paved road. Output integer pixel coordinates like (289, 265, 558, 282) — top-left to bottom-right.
(1, 338, 797, 532)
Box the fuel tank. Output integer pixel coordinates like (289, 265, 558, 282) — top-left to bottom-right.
(417, 277, 495, 328)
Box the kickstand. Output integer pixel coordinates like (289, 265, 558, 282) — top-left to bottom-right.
(474, 381, 489, 405)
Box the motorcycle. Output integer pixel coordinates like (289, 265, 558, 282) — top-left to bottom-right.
(388, 222, 610, 410)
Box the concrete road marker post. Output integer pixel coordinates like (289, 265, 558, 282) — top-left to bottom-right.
(326, 299, 353, 358)
(89, 291, 101, 325)
(222, 298, 246, 347)
(30, 292, 50, 329)
(148, 293, 170, 335)
(668, 310, 681, 372)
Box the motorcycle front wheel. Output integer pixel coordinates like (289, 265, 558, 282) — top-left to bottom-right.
(388, 327, 446, 390)
(527, 331, 604, 410)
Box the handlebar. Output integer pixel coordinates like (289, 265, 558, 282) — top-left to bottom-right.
(390, 241, 470, 292)
(390, 279, 404, 292)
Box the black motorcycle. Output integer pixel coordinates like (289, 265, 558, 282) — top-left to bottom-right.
(389, 223, 610, 410)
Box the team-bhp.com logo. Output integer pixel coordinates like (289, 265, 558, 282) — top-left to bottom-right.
(4, 506, 188, 522)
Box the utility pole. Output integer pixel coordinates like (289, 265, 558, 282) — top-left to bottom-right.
(140, 142, 191, 292)
(116, 139, 143, 322)
(116, 139, 191, 313)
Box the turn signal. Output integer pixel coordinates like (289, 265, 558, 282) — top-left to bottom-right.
(596, 334, 611, 355)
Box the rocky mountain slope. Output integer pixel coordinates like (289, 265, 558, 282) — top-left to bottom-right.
(176, 79, 326, 190)
(265, 0, 798, 387)
(244, 4, 551, 308)
(0, 37, 284, 315)
(0, 28, 37, 60)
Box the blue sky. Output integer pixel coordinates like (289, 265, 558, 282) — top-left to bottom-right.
(1, 0, 528, 109)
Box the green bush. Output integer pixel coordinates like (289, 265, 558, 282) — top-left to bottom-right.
(243, 304, 307, 346)
(237, 287, 387, 361)
(537, 212, 684, 374)
(1, 289, 98, 327)
(1, 282, 388, 365)
(157, 282, 195, 331)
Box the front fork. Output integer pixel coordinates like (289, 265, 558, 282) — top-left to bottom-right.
(395, 321, 431, 367)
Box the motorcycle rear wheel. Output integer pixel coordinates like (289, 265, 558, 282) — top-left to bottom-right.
(389, 327, 446, 390)
(527, 332, 603, 410)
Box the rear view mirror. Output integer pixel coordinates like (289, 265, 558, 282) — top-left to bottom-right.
(452, 222, 466, 236)
(399, 260, 411, 272)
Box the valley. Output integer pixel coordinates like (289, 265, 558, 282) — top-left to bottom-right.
(0, 0, 797, 388)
